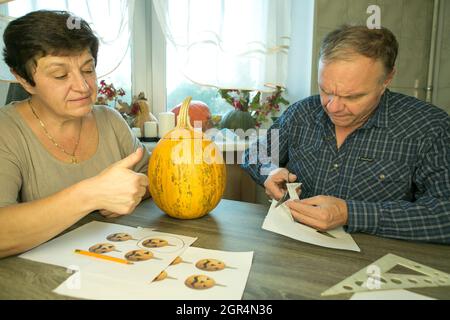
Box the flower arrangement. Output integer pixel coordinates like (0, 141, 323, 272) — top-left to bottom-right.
(116, 92, 155, 131)
(96, 80, 126, 105)
(218, 86, 289, 127)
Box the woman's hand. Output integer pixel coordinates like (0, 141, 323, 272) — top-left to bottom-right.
(87, 148, 149, 216)
(99, 210, 121, 219)
(263, 168, 297, 200)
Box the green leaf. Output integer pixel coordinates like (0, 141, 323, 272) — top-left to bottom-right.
(250, 92, 261, 109)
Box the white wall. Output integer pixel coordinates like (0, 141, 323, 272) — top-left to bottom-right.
(310, 0, 437, 105)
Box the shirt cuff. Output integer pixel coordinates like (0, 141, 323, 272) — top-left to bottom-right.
(258, 163, 279, 185)
(345, 200, 382, 234)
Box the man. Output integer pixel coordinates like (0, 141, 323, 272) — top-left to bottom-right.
(242, 25, 450, 244)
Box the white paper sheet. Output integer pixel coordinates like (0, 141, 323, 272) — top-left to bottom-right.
(20, 221, 197, 285)
(262, 200, 360, 252)
(350, 289, 435, 300)
(54, 247, 254, 300)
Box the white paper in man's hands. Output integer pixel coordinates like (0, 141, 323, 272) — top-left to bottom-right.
(262, 200, 360, 252)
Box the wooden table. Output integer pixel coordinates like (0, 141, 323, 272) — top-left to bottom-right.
(1, 199, 449, 300)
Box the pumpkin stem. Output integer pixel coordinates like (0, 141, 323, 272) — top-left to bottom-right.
(177, 96, 193, 130)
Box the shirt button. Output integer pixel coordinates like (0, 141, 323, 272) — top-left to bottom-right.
(333, 163, 339, 169)
(379, 174, 386, 181)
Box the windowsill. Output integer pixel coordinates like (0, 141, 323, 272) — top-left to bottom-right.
(142, 138, 249, 153)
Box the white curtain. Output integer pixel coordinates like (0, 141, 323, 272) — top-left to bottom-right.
(0, 0, 134, 87)
(153, 0, 291, 92)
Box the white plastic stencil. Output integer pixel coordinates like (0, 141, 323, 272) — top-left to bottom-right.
(321, 253, 450, 296)
(286, 183, 302, 200)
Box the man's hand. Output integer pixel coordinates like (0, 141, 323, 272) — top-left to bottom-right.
(285, 196, 348, 231)
(263, 168, 297, 200)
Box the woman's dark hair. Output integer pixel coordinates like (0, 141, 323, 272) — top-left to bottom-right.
(3, 10, 99, 86)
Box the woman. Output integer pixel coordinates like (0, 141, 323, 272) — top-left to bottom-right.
(0, 10, 150, 258)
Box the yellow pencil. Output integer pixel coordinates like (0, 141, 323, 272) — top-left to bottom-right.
(74, 249, 134, 265)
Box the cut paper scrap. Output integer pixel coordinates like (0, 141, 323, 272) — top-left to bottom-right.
(54, 247, 254, 300)
(322, 253, 450, 296)
(350, 289, 435, 300)
(20, 221, 197, 285)
(262, 200, 360, 252)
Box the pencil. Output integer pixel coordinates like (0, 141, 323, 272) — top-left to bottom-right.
(74, 249, 134, 265)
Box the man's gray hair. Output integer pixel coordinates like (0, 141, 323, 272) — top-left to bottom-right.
(319, 25, 399, 75)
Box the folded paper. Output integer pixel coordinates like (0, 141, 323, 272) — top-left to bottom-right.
(262, 200, 360, 252)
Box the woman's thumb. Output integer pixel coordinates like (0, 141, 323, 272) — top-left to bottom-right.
(114, 148, 144, 169)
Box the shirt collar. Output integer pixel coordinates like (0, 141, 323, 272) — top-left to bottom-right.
(361, 89, 390, 129)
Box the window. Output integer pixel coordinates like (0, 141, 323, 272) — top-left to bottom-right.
(166, 42, 232, 115)
(153, 0, 291, 116)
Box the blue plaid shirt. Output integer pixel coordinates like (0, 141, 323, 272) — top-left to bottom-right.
(242, 90, 450, 244)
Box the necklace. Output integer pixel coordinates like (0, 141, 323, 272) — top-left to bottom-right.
(28, 99, 82, 164)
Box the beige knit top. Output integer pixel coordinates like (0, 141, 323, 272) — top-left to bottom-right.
(0, 103, 150, 207)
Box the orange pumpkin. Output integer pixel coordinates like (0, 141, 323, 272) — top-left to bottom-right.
(171, 100, 213, 132)
(148, 97, 226, 219)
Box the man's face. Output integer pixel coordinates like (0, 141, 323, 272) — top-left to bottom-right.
(318, 54, 393, 131)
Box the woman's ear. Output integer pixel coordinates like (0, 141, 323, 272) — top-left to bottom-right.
(11, 69, 36, 95)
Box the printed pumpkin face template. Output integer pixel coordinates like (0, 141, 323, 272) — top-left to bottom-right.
(107, 233, 137, 242)
(125, 250, 156, 262)
(195, 258, 236, 271)
(142, 238, 174, 248)
(184, 275, 226, 290)
(89, 243, 120, 254)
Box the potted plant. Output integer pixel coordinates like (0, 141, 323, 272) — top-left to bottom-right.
(96, 80, 126, 107)
(218, 86, 289, 130)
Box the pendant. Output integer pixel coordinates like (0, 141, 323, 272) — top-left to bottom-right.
(71, 157, 78, 164)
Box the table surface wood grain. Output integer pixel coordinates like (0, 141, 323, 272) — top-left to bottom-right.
(1, 199, 449, 300)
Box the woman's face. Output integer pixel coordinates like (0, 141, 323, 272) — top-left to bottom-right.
(25, 49, 98, 119)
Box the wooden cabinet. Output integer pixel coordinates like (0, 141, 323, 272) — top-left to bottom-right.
(222, 150, 260, 203)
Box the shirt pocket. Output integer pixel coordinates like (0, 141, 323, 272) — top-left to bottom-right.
(350, 157, 413, 202)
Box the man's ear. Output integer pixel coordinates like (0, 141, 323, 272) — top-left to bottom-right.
(11, 70, 36, 95)
(383, 68, 396, 88)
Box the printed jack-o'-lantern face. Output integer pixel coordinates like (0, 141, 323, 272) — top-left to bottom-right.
(185, 275, 216, 289)
(107, 233, 134, 242)
(142, 238, 169, 248)
(89, 243, 117, 254)
(195, 259, 226, 271)
(125, 250, 154, 262)
(171, 256, 183, 265)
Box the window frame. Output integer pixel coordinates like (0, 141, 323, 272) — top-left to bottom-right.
(131, 0, 166, 117)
